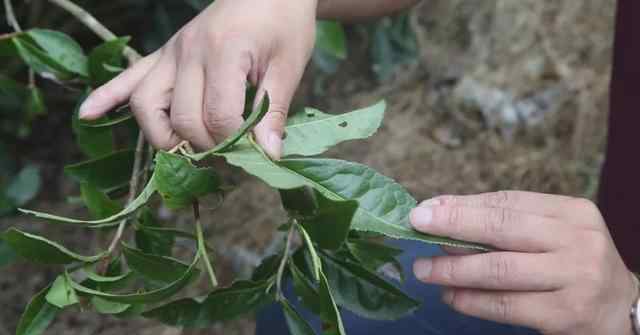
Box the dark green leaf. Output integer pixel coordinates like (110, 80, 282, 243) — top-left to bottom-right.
(0, 240, 16, 267)
(1, 228, 105, 265)
(5, 165, 41, 206)
(299, 192, 357, 250)
(370, 15, 418, 82)
(122, 244, 191, 284)
(64, 149, 135, 191)
(280, 187, 318, 217)
(16, 286, 59, 335)
(0, 74, 28, 116)
(80, 183, 123, 219)
(154, 152, 221, 210)
(26, 87, 46, 118)
(251, 255, 280, 281)
(142, 280, 272, 328)
(46, 275, 79, 308)
(135, 209, 174, 256)
(296, 224, 322, 282)
(317, 272, 346, 335)
(12, 38, 73, 79)
(24, 29, 88, 77)
(281, 299, 317, 335)
(319, 252, 419, 320)
(88, 37, 130, 86)
(72, 94, 114, 158)
(67, 253, 199, 304)
(79, 109, 133, 128)
(19, 173, 157, 228)
(346, 240, 403, 273)
(289, 259, 321, 314)
(187, 92, 270, 160)
(316, 21, 347, 60)
(283, 101, 385, 157)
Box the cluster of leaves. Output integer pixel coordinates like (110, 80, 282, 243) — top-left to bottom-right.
(0, 4, 472, 335)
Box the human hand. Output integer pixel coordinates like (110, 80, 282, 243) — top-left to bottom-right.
(410, 191, 639, 335)
(78, 0, 318, 159)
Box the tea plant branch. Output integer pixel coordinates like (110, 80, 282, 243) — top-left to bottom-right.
(45, 0, 141, 63)
(4, 0, 36, 87)
(194, 200, 218, 288)
(275, 223, 296, 300)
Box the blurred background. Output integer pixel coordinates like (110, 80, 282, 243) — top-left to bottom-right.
(0, 0, 615, 334)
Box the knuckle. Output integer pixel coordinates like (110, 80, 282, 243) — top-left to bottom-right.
(492, 294, 512, 321)
(129, 91, 151, 114)
(170, 112, 197, 133)
(484, 191, 514, 208)
(437, 258, 460, 284)
(485, 207, 509, 235)
(568, 198, 600, 216)
(202, 111, 239, 136)
(487, 254, 513, 286)
(446, 206, 464, 232)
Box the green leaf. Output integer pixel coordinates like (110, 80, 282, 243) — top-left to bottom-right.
(299, 192, 357, 250)
(296, 224, 322, 282)
(12, 38, 73, 79)
(26, 87, 46, 118)
(123, 244, 193, 284)
(319, 252, 419, 320)
(16, 286, 59, 335)
(91, 296, 131, 314)
(19, 173, 157, 228)
(80, 183, 123, 219)
(134, 209, 174, 256)
(316, 21, 347, 60)
(317, 272, 346, 335)
(67, 253, 200, 304)
(24, 29, 88, 77)
(187, 92, 270, 161)
(0, 240, 16, 267)
(283, 101, 385, 157)
(1, 228, 105, 265)
(289, 259, 321, 314)
(251, 255, 280, 281)
(64, 149, 135, 191)
(79, 109, 133, 128)
(142, 280, 273, 328)
(88, 37, 130, 86)
(153, 152, 221, 210)
(218, 138, 484, 250)
(0, 74, 28, 116)
(281, 299, 317, 335)
(346, 240, 403, 275)
(72, 94, 114, 158)
(46, 275, 79, 308)
(5, 165, 41, 206)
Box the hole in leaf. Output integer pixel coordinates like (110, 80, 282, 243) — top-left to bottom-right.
(306, 112, 316, 117)
(338, 121, 348, 128)
(281, 131, 288, 140)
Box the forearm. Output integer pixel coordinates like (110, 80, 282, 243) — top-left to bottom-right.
(317, 0, 421, 22)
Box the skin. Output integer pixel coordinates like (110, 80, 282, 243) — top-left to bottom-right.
(78, 0, 638, 333)
(410, 192, 638, 335)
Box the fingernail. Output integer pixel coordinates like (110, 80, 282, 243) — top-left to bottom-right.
(413, 259, 433, 280)
(410, 206, 433, 230)
(79, 100, 93, 119)
(442, 289, 454, 305)
(266, 132, 283, 159)
(420, 198, 441, 207)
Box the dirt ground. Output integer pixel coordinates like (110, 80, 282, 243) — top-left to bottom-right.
(0, 1, 616, 334)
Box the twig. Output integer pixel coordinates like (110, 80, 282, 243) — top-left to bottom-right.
(106, 133, 145, 254)
(194, 201, 218, 288)
(275, 224, 296, 300)
(4, 0, 36, 87)
(45, 0, 141, 64)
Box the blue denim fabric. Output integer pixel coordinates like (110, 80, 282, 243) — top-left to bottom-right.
(256, 240, 540, 335)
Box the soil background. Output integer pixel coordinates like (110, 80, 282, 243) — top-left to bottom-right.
(0, 1, 616, 334)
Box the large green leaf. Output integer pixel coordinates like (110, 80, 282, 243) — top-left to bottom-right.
(301, 193, 357, 251)
(134, 209, 174, 256)
(281, 299, 317, 335)
(187, 92, 270, 161)
(72, 94, 114, 158)
(153, 152, 221, 210)
(316, 21, 347, 60)
(67, 253, 199, 304)
(16, 286, 59, 335)
(122, 244, 191, 284)
(319, 252, 419, 320)
(12, 38, 73, 79)
(347, 240, 403, 274)
(19, 173, 157, 228)
(219, 138, 483, 249)
(24, 29, 88, 77)
(283, 101, 385, 157)
(1, 228, 105, 265)
(46, 275, 79, 308)
(5, 165, 41, 206)
(64, 149, 135, 191)
(80, 183, 123, 219)
(88, 37, 130, 86)
(142, 280, 273, 327)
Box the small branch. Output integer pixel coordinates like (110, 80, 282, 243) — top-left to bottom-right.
(45, 0, 141, 63)
(194, 201, 218, 288)
(276, 224, 296, 300)
(4, 0, 36, 88)
(106, 133, 145, 254)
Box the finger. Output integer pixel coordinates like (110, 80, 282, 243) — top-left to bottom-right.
(442, 288, 560, 331)
(202, 46, 248, 145)
(171, 59, 216, 150)
(414, 252, 565, 291)
(79, 51, 161, 120)
(411, 204, 569, 252)
(129, 52, 181, 150)
(254, 58, 306, 160)
(420, 191, 577, 218)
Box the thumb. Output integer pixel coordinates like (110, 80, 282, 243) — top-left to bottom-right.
(253, 59, 304, 160)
